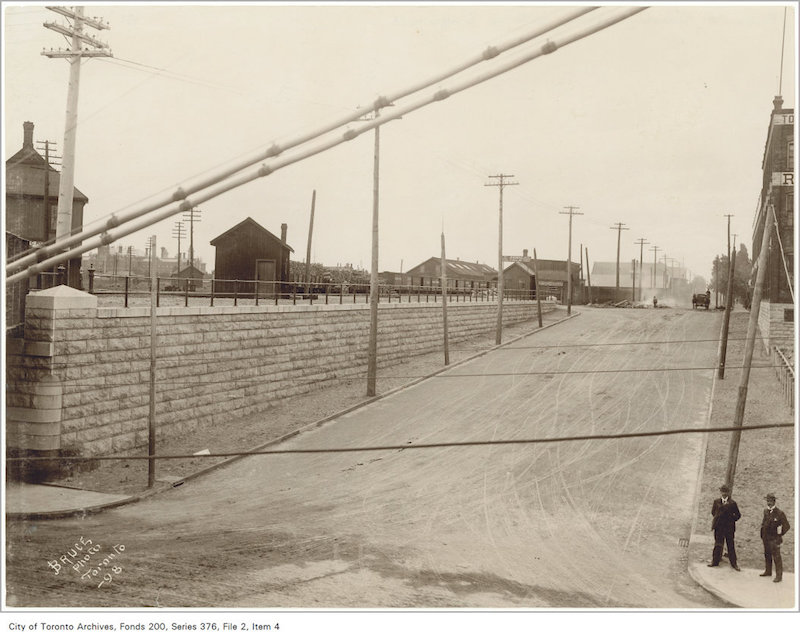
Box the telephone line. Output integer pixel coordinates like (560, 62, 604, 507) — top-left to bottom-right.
(8, 422, 793, 463)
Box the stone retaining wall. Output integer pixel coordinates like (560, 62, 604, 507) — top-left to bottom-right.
(6, 286, 553, 456)
(758, 301, 794, 356)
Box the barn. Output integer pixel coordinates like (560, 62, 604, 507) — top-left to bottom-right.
(210, 218, 293, 294)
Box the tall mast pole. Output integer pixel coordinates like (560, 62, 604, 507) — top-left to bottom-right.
(43, 7, 111, 286)
(485, 174, 518, 344)
(560, 206, 582, 314)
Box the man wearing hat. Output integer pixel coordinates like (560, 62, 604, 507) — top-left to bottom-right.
(708, 484, 741, 570)
(760, 493, 790, 582)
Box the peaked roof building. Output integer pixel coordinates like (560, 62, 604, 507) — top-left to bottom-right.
(5, 121, 88, 243)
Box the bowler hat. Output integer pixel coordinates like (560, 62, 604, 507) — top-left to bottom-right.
(765, 493, 776, 501)
(719, 485, 731, 494)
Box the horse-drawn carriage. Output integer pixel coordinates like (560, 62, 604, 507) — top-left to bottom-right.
(692, 291, 711, 309)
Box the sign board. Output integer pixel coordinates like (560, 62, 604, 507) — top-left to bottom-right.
(772, 113, 794, 126)
(771, 172, 794, 187)
(502, 255, 531, 263)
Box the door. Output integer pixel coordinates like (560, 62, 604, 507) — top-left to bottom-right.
(255, 259, 276, 298)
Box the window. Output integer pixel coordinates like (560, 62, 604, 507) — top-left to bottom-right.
(788, 139, 794, 170)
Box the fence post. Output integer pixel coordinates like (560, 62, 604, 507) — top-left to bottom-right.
(88, 266, 95, 293)
(234, 280, 238, 306)
(210, 279, 215, 307)
(124, 276, 129, 308)
(156, 277, 161, 308)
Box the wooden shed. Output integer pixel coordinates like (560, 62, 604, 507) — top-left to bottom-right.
(210, 218, 293, 294)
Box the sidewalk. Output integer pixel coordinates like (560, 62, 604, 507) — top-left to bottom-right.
(688, 534, 795, 609)
(5, 481, 137, 519)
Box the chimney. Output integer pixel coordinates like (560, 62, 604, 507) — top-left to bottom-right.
(23, 121, 34, 149)
(161, 247, 168, 259)
(281, 223, 287, 243)
(773, 95, 784, 111)
(523, 249, 529, 259)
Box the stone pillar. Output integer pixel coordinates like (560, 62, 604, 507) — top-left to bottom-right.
(5, 285, 97, 481)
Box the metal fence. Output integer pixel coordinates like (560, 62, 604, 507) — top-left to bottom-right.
(773, 345, 795, 412)
(86, 272, 543, 308)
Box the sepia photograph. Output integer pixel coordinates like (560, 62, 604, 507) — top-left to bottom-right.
(2, 0, 797, 629)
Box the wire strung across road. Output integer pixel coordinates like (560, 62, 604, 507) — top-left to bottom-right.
(35, 364, 786, 390)
(37, 337, 777, 370)
(8, 422, 793, 462)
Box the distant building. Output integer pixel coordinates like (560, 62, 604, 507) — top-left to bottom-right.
(589, 260, 688, 303)
(5, 121, 88, 287)
(753, 95, 794, 353)
(210, 217, 293, 294)
(500, 261, 537, 299)
(525, 257, 581, 303)
(405, 257, 496, 291)
(170, 264, 207, 291)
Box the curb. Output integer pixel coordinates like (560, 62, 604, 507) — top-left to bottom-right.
(7, 310, 579, 521)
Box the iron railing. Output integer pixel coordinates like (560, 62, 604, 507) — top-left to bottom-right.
(773, 345, 795, 412)
(85, 271, 548, 308)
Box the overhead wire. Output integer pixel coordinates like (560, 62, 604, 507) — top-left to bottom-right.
(8, 6, 649, 284)
(42, 364, 786, 390)
(7, 422, 794, 463)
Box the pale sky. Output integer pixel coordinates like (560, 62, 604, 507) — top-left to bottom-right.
(2, 2, 796, 281)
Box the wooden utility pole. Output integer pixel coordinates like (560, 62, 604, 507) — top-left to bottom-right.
(172, 221, 185, 275)
(304, 190, 316, 291)
(585, 246, 593, 304)
(366, 112, 382, 397)
(634, 238, 649, 302)
(441, 232, 450, 365)
(485, 174, 518, 344)
(610, 222, 629, 298)
(723, 214, 734, 306)
(650, 245, 661, 288)
(148, 235, 158, 488)
(36, 139, 60, 242)
(561, 206, 582, 315)
(183, 208, 202, 270)
(725, 203, 774, 490)
(533, 248, 543, 327)
(43, 7, 111, 287)
(718, 248, 736, 379)
(631, 258, 636, 303)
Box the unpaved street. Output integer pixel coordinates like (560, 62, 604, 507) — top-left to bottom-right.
(6, 307, 728, 608)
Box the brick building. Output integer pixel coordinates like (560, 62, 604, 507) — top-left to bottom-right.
(753, 96, 794, 354)
(405, 257, 496, 291)
(5, 121, 88, 288)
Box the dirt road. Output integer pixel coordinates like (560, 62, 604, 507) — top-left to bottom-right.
(6, 307, 728, 608)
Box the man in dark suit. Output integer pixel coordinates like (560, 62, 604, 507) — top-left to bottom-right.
(760, 493, 790, 583)
(708, 484, 741, 570)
